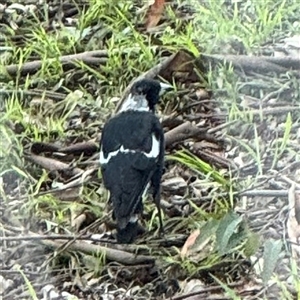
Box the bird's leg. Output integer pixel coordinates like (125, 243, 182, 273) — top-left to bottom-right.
(153, 188, 164, 236)
(151, 163, 165, 236)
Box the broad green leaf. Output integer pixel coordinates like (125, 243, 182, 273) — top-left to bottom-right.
(215, 211, 243, 255)
(193, 218, 219, 250)
(261, 239, 282, 285)
(244, 232, 261, 257)
(225, 232, 246, 254)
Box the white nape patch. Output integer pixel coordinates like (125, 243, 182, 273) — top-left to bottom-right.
(99, 134, 160, 165)
(119, 93, 149, 112)
(129, 214, 138, 223)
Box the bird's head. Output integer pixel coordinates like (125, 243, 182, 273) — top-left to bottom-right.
(120, 79, 173, 113)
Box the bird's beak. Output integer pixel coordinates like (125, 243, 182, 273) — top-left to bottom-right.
(159, 82, 173, 95)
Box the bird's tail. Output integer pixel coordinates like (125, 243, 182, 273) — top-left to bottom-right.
(116, 221, 140, 244)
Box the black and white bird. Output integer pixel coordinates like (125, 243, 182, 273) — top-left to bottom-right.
(99, 79, 172, 243)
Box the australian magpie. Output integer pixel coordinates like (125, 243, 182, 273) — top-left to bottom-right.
(99, 79, 172, 243)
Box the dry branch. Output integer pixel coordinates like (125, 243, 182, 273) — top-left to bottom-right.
(192, 148, 235, 170)
(0, 89, 66, 101)
(202, 54, 300, 76)
(1, 232, 155, 265)
(26, 153, 83, 176)
(5, 50, 109, 76)
(45, 238, 155, 265)
(164, 121, 206, 147)
(59, 141, 98, 156)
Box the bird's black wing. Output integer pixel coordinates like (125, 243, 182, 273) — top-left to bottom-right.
(100, 111, 155, 155)
(99, 111, 164, 228)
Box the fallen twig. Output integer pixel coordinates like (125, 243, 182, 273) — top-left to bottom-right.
(26, 153, 83, 176)
(0, 89, 66, 101)
(202, 54, 300, 76)
(5, 47, 164, 76)
(169, 281, 249, 300)
(164, 121, 207, 147)
(31, 140, 98, 156)
(192, 148, 236, 170)
(5, 50, 109, 76)
(49, 239, 155, 265)
(0, 234, 105, 242)
(0, 231, 155, 265)
(239, 189, 295, 197)
(217, 106, 300, 118)
(59, 141, 99, 156)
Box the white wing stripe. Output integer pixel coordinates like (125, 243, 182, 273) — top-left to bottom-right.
(145, 134, 160, 158)
(99, 134, 160, 165)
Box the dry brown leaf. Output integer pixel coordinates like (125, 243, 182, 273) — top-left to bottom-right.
(180, 229, 200, 258)
(159, 50, 202, 84)
(145, 0, 165, 30)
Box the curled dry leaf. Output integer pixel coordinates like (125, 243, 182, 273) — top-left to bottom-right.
(145, 0, 165, 30)
(180, 229, 200, 258)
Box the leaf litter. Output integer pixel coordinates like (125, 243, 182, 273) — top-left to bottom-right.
(1, 1, 300, 299)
